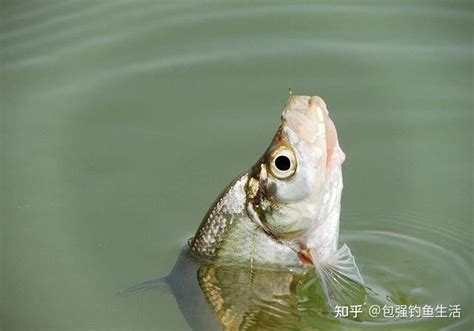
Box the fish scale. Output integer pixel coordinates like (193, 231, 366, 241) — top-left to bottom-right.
(191, 175, 248, 258)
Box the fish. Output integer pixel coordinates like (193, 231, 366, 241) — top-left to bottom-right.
(189, 92, 365, 307)
(121, 93, 366, 311)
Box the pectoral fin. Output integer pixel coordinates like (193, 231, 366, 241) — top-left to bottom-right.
(312, 244, 367, 309)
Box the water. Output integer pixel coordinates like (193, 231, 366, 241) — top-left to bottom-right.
(1, 0, 472, 330)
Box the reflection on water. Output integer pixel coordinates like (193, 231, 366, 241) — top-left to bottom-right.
(125, 248, 341, 331)
(2, 0, 472, 330)
(125, 227, 472, 330)
(197, 262, 340, 330)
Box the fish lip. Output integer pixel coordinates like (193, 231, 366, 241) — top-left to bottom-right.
(317, 100, 346, 167)
(283, 94, 345, 169)
(311, 97, 333, 151)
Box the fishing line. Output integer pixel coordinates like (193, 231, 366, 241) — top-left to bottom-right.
(287, 3, 295, 91)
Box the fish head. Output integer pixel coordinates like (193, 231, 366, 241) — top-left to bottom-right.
(247, 94, 345, 241)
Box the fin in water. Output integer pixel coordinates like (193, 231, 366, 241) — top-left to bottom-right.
(313, 244, 367, 310)
(118, 276, 172, 296)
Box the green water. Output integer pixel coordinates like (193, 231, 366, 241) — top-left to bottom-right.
(1, 1, 472, 330)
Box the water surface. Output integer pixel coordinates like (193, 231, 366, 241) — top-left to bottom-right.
(1, 1, 472, 330)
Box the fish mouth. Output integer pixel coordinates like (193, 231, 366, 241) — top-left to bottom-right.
(283, 95, 345, 167)
(305, 95, 346, 169)
(319, 103, 345, 169)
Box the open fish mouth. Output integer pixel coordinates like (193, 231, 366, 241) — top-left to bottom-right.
(321, 105, 346, 170)
(282, 94, 345, 171)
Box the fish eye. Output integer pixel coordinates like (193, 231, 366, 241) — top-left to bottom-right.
(269, 147, 297, 179)
(275, 155, 291, 171)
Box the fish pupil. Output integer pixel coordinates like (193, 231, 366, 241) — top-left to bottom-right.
(275, 155, 291, 171)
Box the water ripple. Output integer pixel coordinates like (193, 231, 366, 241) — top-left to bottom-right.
(342, 210, 472, 265)
(2, 2, 471, 57)
(342, 230, 472, 327)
